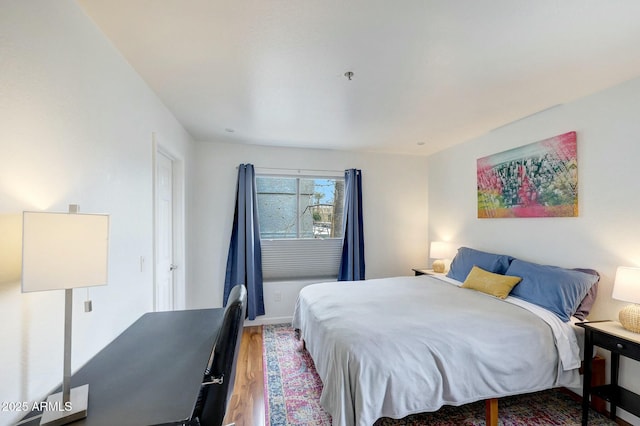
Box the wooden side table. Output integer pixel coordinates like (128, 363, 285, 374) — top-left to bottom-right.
(578, 320, 640, 425)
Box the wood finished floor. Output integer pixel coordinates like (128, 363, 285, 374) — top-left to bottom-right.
(223, 326, 265, 426)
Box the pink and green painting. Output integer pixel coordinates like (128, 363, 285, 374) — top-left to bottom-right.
(477, 131, 578, 218)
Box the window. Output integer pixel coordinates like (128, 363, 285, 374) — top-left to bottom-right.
(256, 175, 345, 280)
(256, 176, 344, 239)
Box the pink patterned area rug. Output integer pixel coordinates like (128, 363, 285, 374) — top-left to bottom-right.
(263, 324, 617, 426)
(264, 323, 331, 425)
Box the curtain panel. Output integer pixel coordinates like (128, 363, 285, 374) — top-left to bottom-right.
(224, 164, 265, 319)
(338, 168, 365, 281)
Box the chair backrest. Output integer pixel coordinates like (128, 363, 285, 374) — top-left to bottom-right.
(195, 284, 247, 426)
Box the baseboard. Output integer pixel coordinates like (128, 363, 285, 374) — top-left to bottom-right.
(245, 316, 292, 326)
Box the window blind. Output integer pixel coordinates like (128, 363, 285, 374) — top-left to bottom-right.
(261, 238, 342, 280)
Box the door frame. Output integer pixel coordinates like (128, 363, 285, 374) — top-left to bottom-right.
(152, 133, 186, 311)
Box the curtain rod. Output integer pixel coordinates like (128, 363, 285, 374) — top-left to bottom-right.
(237, 165, 345, 175)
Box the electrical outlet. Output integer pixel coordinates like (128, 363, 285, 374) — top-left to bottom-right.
(274, 291, 282, 302)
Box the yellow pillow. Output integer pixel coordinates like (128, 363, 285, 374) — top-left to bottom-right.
(462, 265, 522, 299)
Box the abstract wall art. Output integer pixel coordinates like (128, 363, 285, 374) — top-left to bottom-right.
(477, 131, 578, 218)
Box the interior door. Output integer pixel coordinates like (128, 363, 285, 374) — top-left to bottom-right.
(155, 150, 174, 311)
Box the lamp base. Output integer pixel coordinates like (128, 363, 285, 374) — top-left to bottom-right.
(619, 304, 640, 334)
(432, 259, 445, 274)
(40, 384, 89, 426)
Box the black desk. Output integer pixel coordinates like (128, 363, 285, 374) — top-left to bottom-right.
(21, 308, 223, 426)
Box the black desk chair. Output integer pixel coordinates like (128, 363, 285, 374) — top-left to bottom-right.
(192, 284, 247, 426)
(156, 285, 247, 426)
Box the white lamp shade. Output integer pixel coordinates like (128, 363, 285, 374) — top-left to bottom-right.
(612, 266, 640, 305)
(22, 211, 109, 292)
(430, 241, 454, 259)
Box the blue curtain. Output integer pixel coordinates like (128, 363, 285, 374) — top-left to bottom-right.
(224, 164, 265, 319)
(338, 169, 365, 281)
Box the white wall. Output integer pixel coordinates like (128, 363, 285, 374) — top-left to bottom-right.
(427, 76, 640, 425)
(0, 2, 193, 425)
(188, 141, 429, 322)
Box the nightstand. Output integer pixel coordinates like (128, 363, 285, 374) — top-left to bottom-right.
(412, 268, 446, 277)
(578, 320, 640, 425)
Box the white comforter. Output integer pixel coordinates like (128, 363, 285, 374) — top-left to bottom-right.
(292, 275, 581, 426)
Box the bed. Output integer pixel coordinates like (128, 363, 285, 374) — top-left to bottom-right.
(291, 248, 600, 426)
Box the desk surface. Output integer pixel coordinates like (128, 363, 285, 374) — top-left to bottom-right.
(22, 308, 224, 426)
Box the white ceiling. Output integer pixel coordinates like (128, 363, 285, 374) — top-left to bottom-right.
(77, 0, 640, 155)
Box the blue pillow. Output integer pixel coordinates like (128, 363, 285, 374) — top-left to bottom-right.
(446, 247, 514, 282)
(506, 259, 599, 322)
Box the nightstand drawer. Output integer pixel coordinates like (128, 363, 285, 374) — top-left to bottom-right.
(592, 331, 640, 361)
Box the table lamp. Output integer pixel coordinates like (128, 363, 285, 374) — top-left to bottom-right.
(612, 266, 640, 333)
(430, 241, 453, 273)
(22, 206, 109, 425)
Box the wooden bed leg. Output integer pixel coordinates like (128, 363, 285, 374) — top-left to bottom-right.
(485, 398, 498, 426)
(561, 354, 607, 416)
(590, 355, 606, 414)
(294, 328, 306, 350)
(576, 355, 606, 414)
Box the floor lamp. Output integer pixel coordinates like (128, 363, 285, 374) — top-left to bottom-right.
(22, 206, 109, 426)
